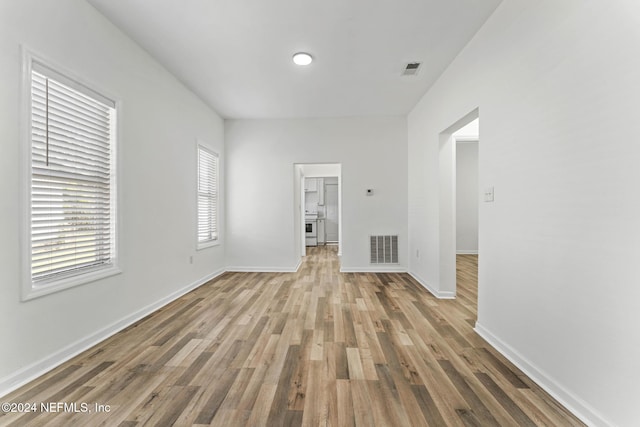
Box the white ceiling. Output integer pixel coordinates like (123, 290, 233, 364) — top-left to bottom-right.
(86, 0, 501, 119)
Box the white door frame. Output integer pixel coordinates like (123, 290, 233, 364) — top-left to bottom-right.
(300, 168, 306, 257)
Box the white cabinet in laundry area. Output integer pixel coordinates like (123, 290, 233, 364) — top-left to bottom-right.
(304, 178, 317, 192)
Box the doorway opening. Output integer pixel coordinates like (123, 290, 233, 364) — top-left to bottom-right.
(454, 119, 479, 316)
(438, 109, 479, 300)
(294, 163, 342, 259)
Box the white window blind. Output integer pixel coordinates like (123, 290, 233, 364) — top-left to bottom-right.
(197, 145, 218, 247)
(29, 61, 117, 285)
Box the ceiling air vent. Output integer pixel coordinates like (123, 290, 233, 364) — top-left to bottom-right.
(402, 62, 421, 76)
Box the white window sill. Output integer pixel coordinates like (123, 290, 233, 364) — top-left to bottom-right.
(197, 239, 220, 251)
(22, 265, 122, 301)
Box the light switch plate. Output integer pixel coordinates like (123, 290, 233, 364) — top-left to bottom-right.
(484, 186, 494, 202)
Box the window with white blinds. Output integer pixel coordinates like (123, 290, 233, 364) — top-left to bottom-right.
(197, 145, 219, 248)
(28, 59, 117, 291)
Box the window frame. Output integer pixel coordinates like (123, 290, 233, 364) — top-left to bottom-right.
(196, 143, 220, 250)
(21, 49, 121, 301)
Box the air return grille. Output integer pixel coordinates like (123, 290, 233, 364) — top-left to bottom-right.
(370, 235, 399, 264)
(402, 62, 421, 76)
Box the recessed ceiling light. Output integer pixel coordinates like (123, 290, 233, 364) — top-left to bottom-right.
(293, 52, 313, 66)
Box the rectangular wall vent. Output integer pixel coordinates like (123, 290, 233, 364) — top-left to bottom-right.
(402, 62, 421, 76)
(370, 235, 399, 264)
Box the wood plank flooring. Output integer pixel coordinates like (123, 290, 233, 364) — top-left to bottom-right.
(0, 247, 584, 426)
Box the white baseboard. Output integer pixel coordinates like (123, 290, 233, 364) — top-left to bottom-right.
(474, 322, 611, 427)
(408, 272, 456, 299)
(456, 250, 478, 255)
(340, 266, 407, 273)
(0, 268, 225, 399)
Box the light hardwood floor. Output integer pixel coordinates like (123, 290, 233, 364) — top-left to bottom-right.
(0, 247, 584, 426)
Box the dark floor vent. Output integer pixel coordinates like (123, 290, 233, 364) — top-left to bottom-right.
(370, 235, 399, 264)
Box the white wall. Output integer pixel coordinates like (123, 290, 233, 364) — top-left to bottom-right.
(408, 1, 640, 426)
(456, 142, 479, 253)
(225, 117, 407, 272)
(0, 0, 225, 394)
(301, 164, 341, 178)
